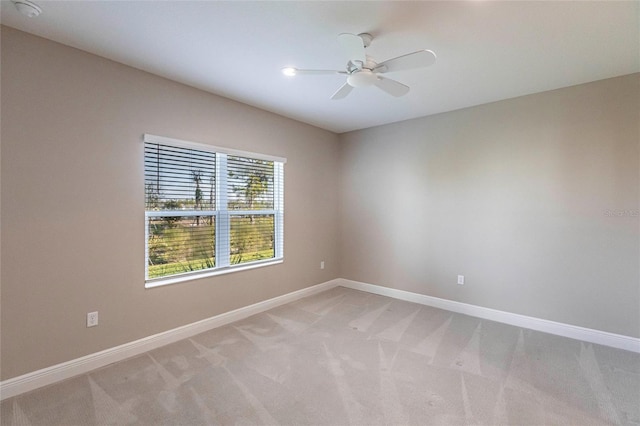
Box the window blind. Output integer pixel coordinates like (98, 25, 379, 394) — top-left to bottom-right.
(143, 135, 284, 284)
(144, 143, 216, 210)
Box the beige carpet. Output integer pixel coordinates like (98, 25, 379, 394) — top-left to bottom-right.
(2, 286, 639, 425)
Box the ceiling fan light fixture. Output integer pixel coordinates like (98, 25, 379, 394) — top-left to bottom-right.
(282, 67, 297, 77)
(12, 0, 42, 17)
(347, 70, 377, 88)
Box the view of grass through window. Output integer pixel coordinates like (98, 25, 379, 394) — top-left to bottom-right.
(147, 217, 216, 279)
(230, 214, 275, 266)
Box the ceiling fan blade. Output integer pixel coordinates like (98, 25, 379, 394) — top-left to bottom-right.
(374, 49, 437, 73)
(283, 67, 346, 76)
(331, 82, 354, 100)
(374, 76, 410, 97)
(294, 69, 347, 75)
(338, 33, 366, 64)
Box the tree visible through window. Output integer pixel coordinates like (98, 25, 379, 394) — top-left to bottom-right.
(144, 136, 284, 283)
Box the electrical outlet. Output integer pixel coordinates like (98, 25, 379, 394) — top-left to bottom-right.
(87, 311, 99, 327)
(320, 261, 325, 270)
(457, 275, 465, 285)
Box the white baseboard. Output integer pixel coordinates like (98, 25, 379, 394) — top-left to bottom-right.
(3, 277, 638, 400)
(338, 278, 640, 354)
(0, 279, 341, 400)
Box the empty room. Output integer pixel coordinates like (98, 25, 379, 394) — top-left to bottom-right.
(1, 1, 639, 425)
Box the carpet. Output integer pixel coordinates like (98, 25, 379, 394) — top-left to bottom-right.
(2, 286, 639, 425)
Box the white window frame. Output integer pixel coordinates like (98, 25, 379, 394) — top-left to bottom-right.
(144, 134, 286, 288)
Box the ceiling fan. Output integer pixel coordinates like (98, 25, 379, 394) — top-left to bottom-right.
(282, 33, 436, 100)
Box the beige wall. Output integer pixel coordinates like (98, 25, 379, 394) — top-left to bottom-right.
(0, 27, 340, 379)
(339, 74, 640, 338)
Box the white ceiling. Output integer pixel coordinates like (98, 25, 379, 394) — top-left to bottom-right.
(1, 1, 638, 133)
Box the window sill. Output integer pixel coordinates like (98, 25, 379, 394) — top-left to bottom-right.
(145, 258, 283, 289)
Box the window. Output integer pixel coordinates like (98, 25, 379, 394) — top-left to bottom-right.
(144, 134, 284, 286)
